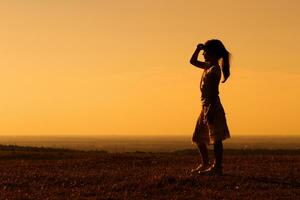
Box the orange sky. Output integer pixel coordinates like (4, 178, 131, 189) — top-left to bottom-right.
(0, 0, 299, 136)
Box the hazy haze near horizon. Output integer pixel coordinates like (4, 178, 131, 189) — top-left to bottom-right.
(0, 135, 299, 152)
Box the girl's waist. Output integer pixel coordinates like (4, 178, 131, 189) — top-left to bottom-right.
(201, 96, 221, 107)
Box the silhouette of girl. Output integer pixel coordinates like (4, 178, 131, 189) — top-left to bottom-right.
(190, 39, 231, 175)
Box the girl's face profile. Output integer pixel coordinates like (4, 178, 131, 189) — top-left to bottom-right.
(203, 50, 214, 62)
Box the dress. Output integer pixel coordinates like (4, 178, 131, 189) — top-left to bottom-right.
(192, 65, 230, 145)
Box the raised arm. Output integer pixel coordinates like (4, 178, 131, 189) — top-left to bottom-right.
(190, 44, 210, 69)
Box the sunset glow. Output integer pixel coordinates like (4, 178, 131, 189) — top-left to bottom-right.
(0, 0, 299, 136)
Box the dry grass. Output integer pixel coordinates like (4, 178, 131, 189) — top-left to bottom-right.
(0, 145, 299, 199)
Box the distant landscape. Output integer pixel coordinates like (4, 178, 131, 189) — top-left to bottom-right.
(0, 135, 299, 152)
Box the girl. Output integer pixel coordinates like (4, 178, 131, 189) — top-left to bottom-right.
(190, 39, 231, 175)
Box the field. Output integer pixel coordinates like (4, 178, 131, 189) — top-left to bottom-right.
(0, 145, 299, 200)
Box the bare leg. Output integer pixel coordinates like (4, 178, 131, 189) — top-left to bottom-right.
(200, 140, 223, 175)
(191, 142, 210, 173)
(196, 142, 209, 166)
(213, 140, 223, 170)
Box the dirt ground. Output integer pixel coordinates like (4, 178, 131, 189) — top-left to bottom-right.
(0, 147, 299, 199)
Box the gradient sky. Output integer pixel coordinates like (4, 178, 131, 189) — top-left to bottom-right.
(0, 0, 299, 136)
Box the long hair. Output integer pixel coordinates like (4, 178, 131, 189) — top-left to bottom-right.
(204, 39, 231, 83)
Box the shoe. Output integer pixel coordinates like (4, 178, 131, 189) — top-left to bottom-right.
(190, 164, 210, 173)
